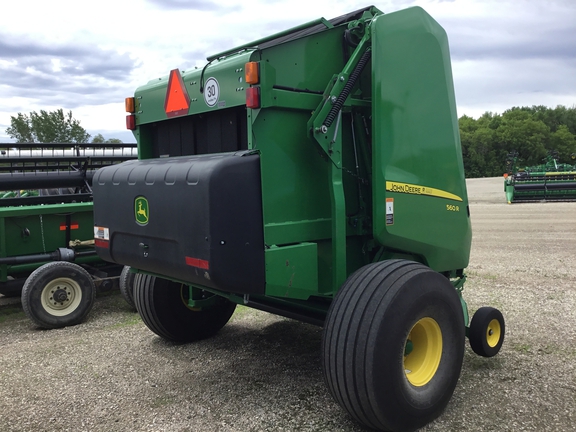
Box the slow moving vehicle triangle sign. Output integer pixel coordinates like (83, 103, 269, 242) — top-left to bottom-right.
(164, 69, 190, 117)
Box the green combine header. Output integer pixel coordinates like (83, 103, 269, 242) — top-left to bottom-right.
(92, 6, 505, 431)
(504, 151, 576, 203)
(0, 142, 136, 328)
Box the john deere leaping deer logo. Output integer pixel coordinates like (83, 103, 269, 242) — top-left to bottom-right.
(134, 196, 149, 226)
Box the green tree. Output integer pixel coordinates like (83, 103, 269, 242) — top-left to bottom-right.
(459, 115, 481, 177)
(5, 109, 90, 143)
(496, 110, 549, 166)
(476, 111, 501, 130)
(519, 105, 576, 135)
(550, 125, 576, 162)
(552, 105, 576, 135)
(459, 112, 507, 177)
(91, 133, 123, 144)
(472, 126, 502, 176)
(459, 106, 576, 178)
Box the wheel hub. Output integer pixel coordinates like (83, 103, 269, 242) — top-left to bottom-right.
(40, 277, 82, 315)
(486, 319, 501, 348)
(52, 288, 69, 303)
(404, 340, 414, 356)
(404, 317, 443, 387)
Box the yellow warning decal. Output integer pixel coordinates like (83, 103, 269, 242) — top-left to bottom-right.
(386, 181, 463, 202)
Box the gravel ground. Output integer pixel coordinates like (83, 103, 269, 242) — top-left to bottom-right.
(1, 176, 575, 432)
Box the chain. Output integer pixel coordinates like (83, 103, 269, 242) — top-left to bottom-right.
(342, 166, 369, 185)
(39, 215, 46, 253)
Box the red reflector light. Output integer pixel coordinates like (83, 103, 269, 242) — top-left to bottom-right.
(185, 256, 210, 270)
(126, 114, 136, 130)
(246, 87, 260, 109)
(94, 239, 109, 249)
(60, 222, 79, 231)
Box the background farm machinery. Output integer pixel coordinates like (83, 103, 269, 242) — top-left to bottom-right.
(0, 142, 136, 328)
(504, 151, 576, 203)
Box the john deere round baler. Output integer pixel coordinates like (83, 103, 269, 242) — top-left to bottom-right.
(92, 6, 505, 431)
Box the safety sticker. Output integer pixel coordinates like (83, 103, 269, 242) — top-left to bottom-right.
(94, 226, 110, 240)
(386, 198, 394, 225)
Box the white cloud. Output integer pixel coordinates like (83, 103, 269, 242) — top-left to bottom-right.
(1, 0, 575, 142)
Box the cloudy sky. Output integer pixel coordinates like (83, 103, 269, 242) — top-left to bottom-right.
(1, 0, 574, 143)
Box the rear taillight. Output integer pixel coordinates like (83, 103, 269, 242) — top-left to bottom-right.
(246, 87, 260, 109)
(126, 114, 136, 130)
(125, 96, 136, 130)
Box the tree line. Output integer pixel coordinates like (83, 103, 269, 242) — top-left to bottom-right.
(459, 105, 576, 178)
(5, 109, 122, 144)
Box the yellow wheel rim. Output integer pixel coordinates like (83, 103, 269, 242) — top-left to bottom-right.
(486, 318, 501, 348)
(404, 317, 443, 387)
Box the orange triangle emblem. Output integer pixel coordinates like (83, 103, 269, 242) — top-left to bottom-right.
(164, 69, 190, 117)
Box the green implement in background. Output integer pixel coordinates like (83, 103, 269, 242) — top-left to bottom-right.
(0, 142, 136, 328)
(504, 151, 576, 203)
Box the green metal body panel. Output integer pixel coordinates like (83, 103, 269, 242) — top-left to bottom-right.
(248, 16, 376, 293)
(106, 5, 471, 319)
(265, 243, 319, 299)
(133, 51, 256, 159)
(135, 52, 254, 123)
(0, 203, 96, 283)
(371, 8, 471, 272)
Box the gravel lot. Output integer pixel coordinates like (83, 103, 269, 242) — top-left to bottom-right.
(1, 176, 575, 432)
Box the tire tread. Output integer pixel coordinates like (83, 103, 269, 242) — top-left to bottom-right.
(134, 274, 236, 343)
(21, 261, 95, 329)
(322, 259, 465, 431)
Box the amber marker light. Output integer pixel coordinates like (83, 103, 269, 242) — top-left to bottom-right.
(245, 62, 259, 84)
(125, 97, 135, 113)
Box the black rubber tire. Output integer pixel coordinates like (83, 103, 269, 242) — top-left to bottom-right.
(21, 262, 96, 329)
(322, 259, 465, 432)
(469, 306, 505, 357)
(119, 266, 136, 310)
(134, 273, 236, 342)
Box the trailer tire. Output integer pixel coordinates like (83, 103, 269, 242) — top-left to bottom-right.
(134, 273, 236, 342)
(469, 306, 505, 357)
(21, 262, 96, 329)
(322, 259, 465, 432)
(119, 266, 136, 310)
